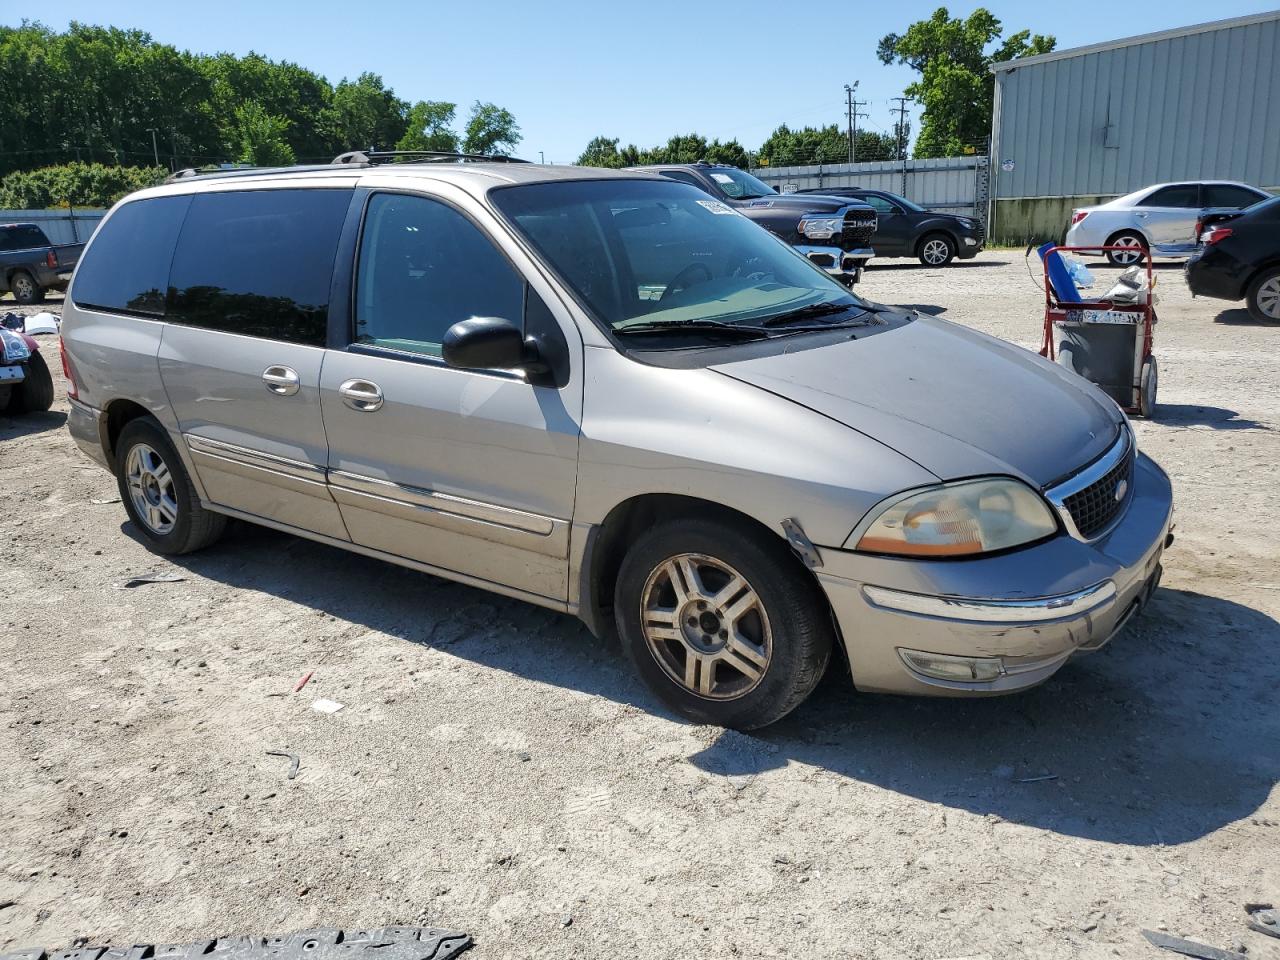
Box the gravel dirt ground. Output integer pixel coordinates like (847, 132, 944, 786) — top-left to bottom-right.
(2, 252, 1278, 960)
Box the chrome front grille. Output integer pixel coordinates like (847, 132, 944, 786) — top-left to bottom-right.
(1047, 429, 1135, 541)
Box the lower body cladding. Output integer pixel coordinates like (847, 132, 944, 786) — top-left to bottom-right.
(795, 245, 872, 285)
(815, 452, 1173, 696)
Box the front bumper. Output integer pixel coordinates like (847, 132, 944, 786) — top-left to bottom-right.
(816, 451, 1173, 696)
(796, 245, 873, 280)
(957, 234, 984, 258)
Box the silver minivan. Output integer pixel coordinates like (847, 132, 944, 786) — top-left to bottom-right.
(61, 159, 1173, 729)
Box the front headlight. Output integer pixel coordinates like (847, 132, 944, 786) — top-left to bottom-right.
(0, 329, 31, 363)
(854, 478, 1059, 557)
(799, 216, 842, 240)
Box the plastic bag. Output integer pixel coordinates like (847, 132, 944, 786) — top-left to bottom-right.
(1063, 256, 1094, 288)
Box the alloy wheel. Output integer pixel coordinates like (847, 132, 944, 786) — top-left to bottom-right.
(640, 553, 772, 700)
(1110, 236, 1144, 265)
(1257, 276, 1280, 320)
(13, 274, 34, 299)
(125, 442, 179, 535)
(922, 239, 950, 265)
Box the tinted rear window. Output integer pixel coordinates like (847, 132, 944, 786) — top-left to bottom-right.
(71, 197, 191, 316)
(0, 225, 49, 251)
(166, 188, 351, 346)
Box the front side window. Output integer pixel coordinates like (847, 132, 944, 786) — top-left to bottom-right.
(1139, 185, 1200, 208)
(861, 195, 899, 215)
(166, 188, 350, 346)
(354, 193, 525, 357)
(71, 196, 192, 316)
(492, 179, 865, 332)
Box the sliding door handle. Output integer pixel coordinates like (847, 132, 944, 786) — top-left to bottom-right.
(339, 379, 384, 412)
(262, 365, 300, 396)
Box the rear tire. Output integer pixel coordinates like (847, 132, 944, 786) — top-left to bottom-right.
(917, 233, 955, 267)
(5, 349, 54, 413)
(614, 515, 833, 730)
(115, 418, 226, 555)
(1105, 232, 1147, 266)
(9, 270, 44, 305)
(1245, 267, 1280, 323)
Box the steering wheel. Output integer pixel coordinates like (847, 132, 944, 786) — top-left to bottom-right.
(660, 262, 713, 301)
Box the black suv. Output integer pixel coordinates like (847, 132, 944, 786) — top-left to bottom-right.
(630, 163, 878, 285)
(795, 188, 983, 266)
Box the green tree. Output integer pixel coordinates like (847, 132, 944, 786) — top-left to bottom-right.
(234, 102, 295, 166)
(463, 102, 521, 156)
(0, 162, 166, 208)
(397, 100, 459, 152)
(576, 136, 625, 168)
(878, 7, 1053, 157)
(578, 133, 751, 169)
(323, 72, 409, 151)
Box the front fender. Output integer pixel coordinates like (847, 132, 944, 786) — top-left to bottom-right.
(574, 345, 935, 549)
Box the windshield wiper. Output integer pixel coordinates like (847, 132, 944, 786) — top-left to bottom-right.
(760, 301, 879, 328)
(615, 319, 773, 339)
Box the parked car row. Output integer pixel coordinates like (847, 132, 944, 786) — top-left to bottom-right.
(620, 161, 983, 280)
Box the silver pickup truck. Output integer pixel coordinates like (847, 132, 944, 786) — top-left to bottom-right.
(0, 221, 84, 304)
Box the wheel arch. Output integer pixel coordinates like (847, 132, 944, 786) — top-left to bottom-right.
(1103, 226, 1150, 248)
(103, 397, 156, 468)
(576, 493, 826, 641)
(1242, 257, 1280, 300)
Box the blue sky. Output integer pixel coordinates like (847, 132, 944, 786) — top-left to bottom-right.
(9, 1, 1278, 162)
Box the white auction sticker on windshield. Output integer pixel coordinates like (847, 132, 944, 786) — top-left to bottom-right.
(710, 172, 734, 184)
(696, 199, 737, 215)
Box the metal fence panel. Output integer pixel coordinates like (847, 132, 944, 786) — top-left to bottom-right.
(750, 157, 988, 221)
(0, 209, 106, 244)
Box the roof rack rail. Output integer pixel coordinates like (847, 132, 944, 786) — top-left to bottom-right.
(331, 149, 528, 166)
(162, 163, 340, 185)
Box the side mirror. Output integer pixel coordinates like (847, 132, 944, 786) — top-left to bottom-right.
(442, 316, 545, 375)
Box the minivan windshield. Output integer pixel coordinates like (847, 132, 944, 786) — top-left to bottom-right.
(492, 179, 868, 333)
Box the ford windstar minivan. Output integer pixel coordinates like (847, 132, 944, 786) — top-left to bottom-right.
(61, 154, 1173, 729)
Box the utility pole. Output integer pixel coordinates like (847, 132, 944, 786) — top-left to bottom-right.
(851, 98, 869, 163)
(843, 82, 859, 164)
(539, 150, 545, 164)
(890, 97, 911, 195)
(146, 128, 160, 167)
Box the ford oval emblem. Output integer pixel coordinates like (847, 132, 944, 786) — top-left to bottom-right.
(1114, 478, 1129, 502)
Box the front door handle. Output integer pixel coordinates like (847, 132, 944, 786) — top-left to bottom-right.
(339, 378, 384, 412)
(262, 365, 300, 396)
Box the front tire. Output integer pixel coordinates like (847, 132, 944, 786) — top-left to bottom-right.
(10, 270, 44, 305)
(1246, 267, 1280, 323)
(614, 516, 833, 730)
(115, 418, 226, 555)
(6, 350, 54, 413)
(917, 234, 955, 267)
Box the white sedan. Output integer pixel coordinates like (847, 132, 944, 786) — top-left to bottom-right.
(1065, 181, 1270, 265)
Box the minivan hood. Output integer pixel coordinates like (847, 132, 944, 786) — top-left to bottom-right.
(709, 314, 1123, 488)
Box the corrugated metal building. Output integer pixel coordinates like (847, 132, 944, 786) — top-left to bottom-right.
(988, 10, 1280, 243)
